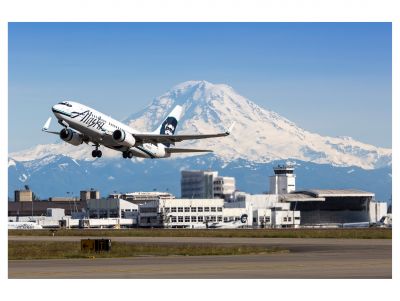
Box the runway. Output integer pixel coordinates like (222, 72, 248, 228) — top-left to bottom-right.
(8, 236, 391, 278)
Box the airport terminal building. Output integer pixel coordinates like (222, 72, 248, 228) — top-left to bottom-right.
(8, 165, 389, 229)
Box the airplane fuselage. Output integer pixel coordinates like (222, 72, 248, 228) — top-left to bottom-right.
(51, 101, 167, 158)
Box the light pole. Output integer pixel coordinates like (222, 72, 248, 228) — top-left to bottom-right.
(67, 191, 72, 215)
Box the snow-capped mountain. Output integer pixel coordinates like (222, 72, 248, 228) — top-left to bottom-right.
(10, 80, 391, 169)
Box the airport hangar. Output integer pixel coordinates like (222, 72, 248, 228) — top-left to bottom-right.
(279, 189, 383, 225)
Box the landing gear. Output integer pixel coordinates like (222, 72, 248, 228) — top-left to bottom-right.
(122, 150, 133, 159)
(92, 145, 102, 158)
(92, 150, 102, 158)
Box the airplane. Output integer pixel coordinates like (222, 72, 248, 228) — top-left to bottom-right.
(42, 101, 233, 159)
(8, 222, 43, 230)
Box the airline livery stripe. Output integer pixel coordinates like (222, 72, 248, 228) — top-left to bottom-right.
(135, 146, 155, 159)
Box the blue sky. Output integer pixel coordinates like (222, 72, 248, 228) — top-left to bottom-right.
(9, 22, 392, 151)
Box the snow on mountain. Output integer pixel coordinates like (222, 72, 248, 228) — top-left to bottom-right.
(125, 80, 391, 169)
(8, 158, 16, 168)
(9, 80, 391, 169)
(10, 142, 117, 162)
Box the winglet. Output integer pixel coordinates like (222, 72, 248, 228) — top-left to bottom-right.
(226, 122, 236, 134)
(42, 117, 52, 131)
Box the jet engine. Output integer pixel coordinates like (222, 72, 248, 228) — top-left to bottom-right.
(112, 129, 136, 147)
(59, 128, 83, 146)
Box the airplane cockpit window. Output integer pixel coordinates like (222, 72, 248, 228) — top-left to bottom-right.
(58, 101, 72, 107)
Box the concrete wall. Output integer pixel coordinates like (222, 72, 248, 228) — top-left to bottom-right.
(369, 201, 388, 223)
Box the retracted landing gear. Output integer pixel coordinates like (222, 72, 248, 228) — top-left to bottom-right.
(92, 145, 102, 158)
(122, 150, 133, 159)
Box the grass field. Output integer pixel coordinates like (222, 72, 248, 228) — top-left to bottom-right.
(8, 241, 286, 260)
(9, 228, 391, 239)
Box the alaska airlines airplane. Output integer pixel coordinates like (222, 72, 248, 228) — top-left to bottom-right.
(8, 222, 43, 230)
(43, 101, 233, 159)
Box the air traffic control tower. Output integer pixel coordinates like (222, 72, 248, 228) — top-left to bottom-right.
(269, 164, 296, 194)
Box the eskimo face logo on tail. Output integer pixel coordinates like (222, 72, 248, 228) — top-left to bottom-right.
(160, 117, 177, 136)
(160, 116, 177, 147)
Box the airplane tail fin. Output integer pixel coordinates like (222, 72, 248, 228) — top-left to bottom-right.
(153, 105, 182, 146)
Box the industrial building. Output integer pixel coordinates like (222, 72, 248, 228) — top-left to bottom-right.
(8, 189, 101, 217)
(9, 198, 138, 229)
(80, 189, 100, 201)
(8, 199, 86, 216)
(14, 189, 33, 202)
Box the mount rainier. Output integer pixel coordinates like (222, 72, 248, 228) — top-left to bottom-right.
(8, 80, 392, 200)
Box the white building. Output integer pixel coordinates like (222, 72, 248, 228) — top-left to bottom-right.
(139, 195, 300, 229)
(226, 193, 301, 228)
(108, 191, 175, 205)
(269, 164, 296, 194)
(139, 198, 234, 228)
(9, 208, 70, 228)
(181, 170, 235, 199)
(222, 207, 250, 224)
(87, 198, 138, 219)
(369, 201, 388, 223)
(213, 176, 236, 198)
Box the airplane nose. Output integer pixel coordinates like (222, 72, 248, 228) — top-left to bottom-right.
(52, 104, 60, 113)
(52, 104, 63, 117)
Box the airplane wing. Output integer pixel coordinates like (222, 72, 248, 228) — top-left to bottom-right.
(134, 122, 235, 145)
(134, 132, 229, 145)
(165, 148, 213, 153)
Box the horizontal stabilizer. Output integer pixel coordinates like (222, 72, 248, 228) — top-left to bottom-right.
(227, 121, 235, 134)
(42, 117, 52, 131)
(165, 148, 213, 153)
(42, 117, 59, 135)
